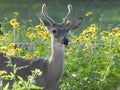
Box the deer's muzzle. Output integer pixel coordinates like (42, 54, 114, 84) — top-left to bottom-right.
(61, 37, 69, 46)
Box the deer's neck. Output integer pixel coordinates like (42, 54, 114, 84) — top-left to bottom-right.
(48, 38, 65, 79)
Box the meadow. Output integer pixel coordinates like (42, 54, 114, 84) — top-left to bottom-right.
(0, 0, 120, 90)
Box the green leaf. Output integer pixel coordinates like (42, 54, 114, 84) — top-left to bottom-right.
(30, 85, 44, 90)
(17, 76, 26, 83)
(3, 83, 9, 90)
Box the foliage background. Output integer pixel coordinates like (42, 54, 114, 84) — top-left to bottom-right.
(0, 0, 120, 90)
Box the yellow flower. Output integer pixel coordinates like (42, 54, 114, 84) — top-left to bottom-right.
(84, 54, 90, 58)
(34, 25, 42, 31)
(0, 46, 8, 53)
(0, 70, 7, 75)
(118, 41, 120, 45)
(15, 48, 21, 52)
(10, 18, 17, 26)
(90, 18, 94, 22)
(13, 22, 20, 28)
(28, 19, 32, 23)
(85, 11, 92, 16)
(13, 11, 19, 16)
(27, 33, 36, 39)
(83, 43, 90, 51)
(27, 27, 32, 31)
(101, 36, 109, 41)
(23, 53, 32, 59)
(8, 43, 15, 49)
(84, 34, 90, 41)
(66, 20, 70, 24)
(34, 24, 45, 31)
(8, 49, 16, 56)
(115, 33, 120, 37)
(37, 31, 50, 39)
(108, 32, 114, 37)
(90, 24, 96, 28)
(100, 31, 108, 35)
(33, 51, 39, 57)
(91, 34, 97, 39)
(65, 51, 71, 56)
(10, 18, 20, 28)
(71, 35, 78, 41)
(112, 27, 120, 32)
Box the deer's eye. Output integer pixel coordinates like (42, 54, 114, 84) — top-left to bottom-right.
(52, 30, 57, 34)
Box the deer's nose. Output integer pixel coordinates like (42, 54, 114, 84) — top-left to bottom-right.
(61, 37, 69, 45)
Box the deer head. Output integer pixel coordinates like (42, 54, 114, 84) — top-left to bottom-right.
(40, 4, 82, 46)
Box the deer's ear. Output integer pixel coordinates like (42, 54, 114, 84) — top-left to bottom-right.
(40, 19, 52, 29)
(67, 17, 82, 30)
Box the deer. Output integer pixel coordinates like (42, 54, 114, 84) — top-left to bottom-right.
(0, 4, 82, 90)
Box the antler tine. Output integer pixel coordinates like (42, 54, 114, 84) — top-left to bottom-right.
(42, 4, 55, 24)
(63, 4, 72, 23)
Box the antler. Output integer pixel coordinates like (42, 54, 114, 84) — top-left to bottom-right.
(63, 4, 72, 23)
(42, 4, 55, 24)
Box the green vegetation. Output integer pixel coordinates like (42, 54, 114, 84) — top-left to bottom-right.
(0, 0, 120, 90)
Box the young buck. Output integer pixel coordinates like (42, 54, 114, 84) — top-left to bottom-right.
(0, 4, 82, 90)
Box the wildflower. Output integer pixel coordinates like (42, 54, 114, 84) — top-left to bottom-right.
(100, 31, 108, 35)
(115, 33, 120, 37)
(8, 49, 16, 56)
(83, 43, 90, 51)
(28, 19, 32, 23)
(112, 27, 120, 32)
(84, 54, 90, 58)
(38, 31, 50, 39)
(33, 51, 39, 57)
(27, 33, 36, 39)
(71, 35, 78, 41)
(91, 40, 95, 44)
(18, 28, 21, 32)
(90, 18, 94, 22)
(66, 20, 70, 24)
(42, 32, 50, 39)
(34, 25, 41, 31)
(91, 34, 97, 39)
(85, 11, 92, 16)
(34, 24, 45, 31)
(90, 24, 96, 28)
(8, 43, 15, 49)
(13, 11, 19, 16)
(65, 51, 71, 56)
(23, 53, 32, 59)
(84, 34, 90, 41)
(10, 18, 20, 28)
(32, 69, 42, 76)
(89, 27, 96, 33)
(78, 35, 84, 42)
(13, 22, 20, 28)
(27, 27, 32, 31)
(118, 41, 120, 45)
(15, 48, 21, 52)
(108, 32, 114, 37)
(10, 18, 17, 26)
(101, 36, 109, 41)
(93, 60, 97, 63)
(0, 70, 7, 75)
